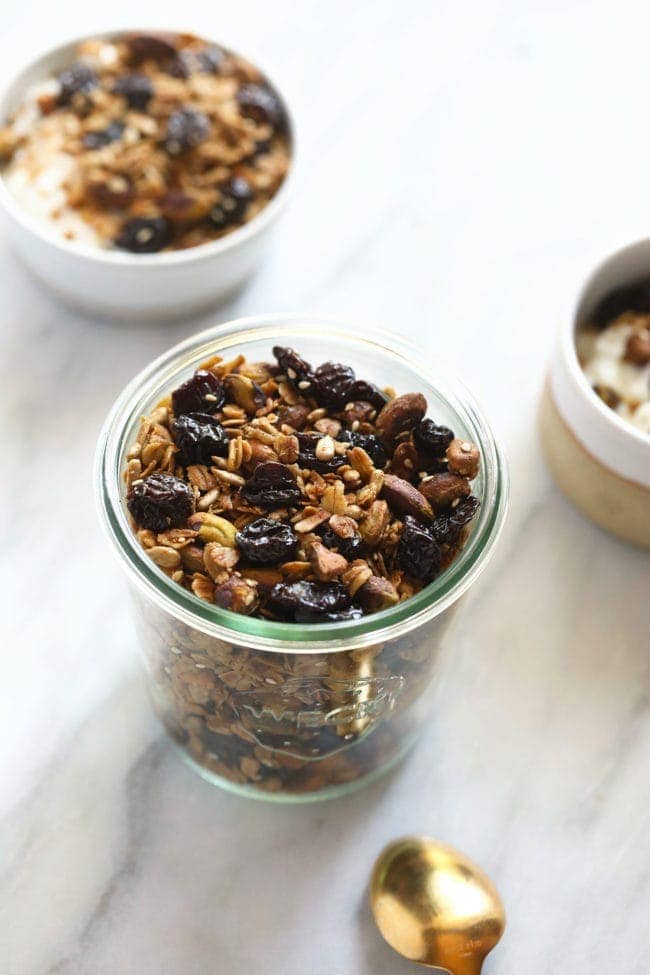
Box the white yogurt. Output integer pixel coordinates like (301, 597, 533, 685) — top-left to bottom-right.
(582, 321, 650, 434)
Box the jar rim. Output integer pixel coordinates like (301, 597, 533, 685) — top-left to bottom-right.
(95, 314, 509, 653)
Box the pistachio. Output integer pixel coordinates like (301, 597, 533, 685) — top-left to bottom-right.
(381, 474, 433, 522)
(190, 512, 237, 546)
(356, 576, 400, 612)
(376, 392, 427, 441)
(225, 374, 266, 416)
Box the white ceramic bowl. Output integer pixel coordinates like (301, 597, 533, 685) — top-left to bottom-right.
(0, 31, 294, 320)
(540, 238, 650, 547)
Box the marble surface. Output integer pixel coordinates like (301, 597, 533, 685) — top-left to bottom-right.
(2, 1, 650, 972)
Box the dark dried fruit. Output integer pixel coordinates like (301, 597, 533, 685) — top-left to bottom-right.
(345, 380, 388, 410)
(396, 516, 442, 582)
(296, 433, 346, 473)
(236, 518, 298, 564)
(237, 83, 286, 129)
(208, 177, 253, 230)
(172, 370, 225, 415)
(202, 728, 251, 762)
(114, 217, 172, 253)
(82, 120, 124, 150)
(112, 73, 154, 110)
(272, 346, 314, 386)
(241, 462, 301, 509)
(312, 362, 356, 408)
(268, 580, 355, 623)
(319, 525, 364, 560)
(431, 496, 480, 546)
(173, 413, 228, 464)
(126, 33, 179, 64)
(58, 63, 98, 105)
(414, 419, 454, 456)
(170, 45, 225, 77)
(165, 108, 210, 154)
(339, 430, 388, 469)
(127, 472, 194, 531)
(89, 175, 133, 209)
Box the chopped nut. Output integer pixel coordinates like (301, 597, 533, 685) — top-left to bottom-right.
(328, 514, 357, 538)
(187, 465, 216, 490)
(419, 473, 471, 508)
(356, 576, 400, 612)
(181, 544, 206, 573)
(381, 474, 433, 521)
(376, 393, 427, 441)
(314, 417, 342, 437)
(446, 439, 480, 478)
(309, 540, 348, 581)
(225, 374, 266, 415)
(213, 575, 259, 614)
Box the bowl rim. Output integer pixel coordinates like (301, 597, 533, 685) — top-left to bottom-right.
(561, 236, 650, 450)
(0, 27, 296, 268)
(95, 313, 510, 653)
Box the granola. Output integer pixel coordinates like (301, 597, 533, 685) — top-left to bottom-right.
(125, 346, 482, 620)
(0, 33, 290, 252)
(122, 344, 483, 796)
(577, 281, 650, 434)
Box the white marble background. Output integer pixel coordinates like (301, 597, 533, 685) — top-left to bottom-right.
(1, 1, 649, 972)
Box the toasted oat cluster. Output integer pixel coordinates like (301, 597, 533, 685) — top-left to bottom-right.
(124, 345, 481, 622)
(577, 282, 650, 434)
(0, 33, 290, 252)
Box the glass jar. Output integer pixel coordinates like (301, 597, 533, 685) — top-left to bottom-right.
(95, 316, 508, 802)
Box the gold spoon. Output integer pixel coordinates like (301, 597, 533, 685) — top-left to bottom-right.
(370, 836, 506, 974)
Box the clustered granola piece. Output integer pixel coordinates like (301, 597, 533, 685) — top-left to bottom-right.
(577, 280, 650, 434)
(0, 32, 290, 252)
(124, 345, 482, 622)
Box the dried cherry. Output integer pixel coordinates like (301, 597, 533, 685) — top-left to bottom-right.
(268, 580, 355, 622)
(112, 73, 153, 110)
(171, 371, 225, 415)
(396, 515, 442, 582)
(414, 419, 454, 456)
(173, 413, 228, 465)
(127, 472, 194, 531)
(241, 462, 301, 508)
(236, 518, 298, 564)
(165, 108, 210, 154)
(431, 496, 480, 546)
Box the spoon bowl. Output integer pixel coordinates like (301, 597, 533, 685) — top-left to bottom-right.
(369, 836, 505, 974)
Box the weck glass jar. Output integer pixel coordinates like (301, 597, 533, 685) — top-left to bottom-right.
(95, 315, 508, 801)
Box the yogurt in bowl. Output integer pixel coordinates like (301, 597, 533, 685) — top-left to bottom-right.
(0, 31, 294, 319)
